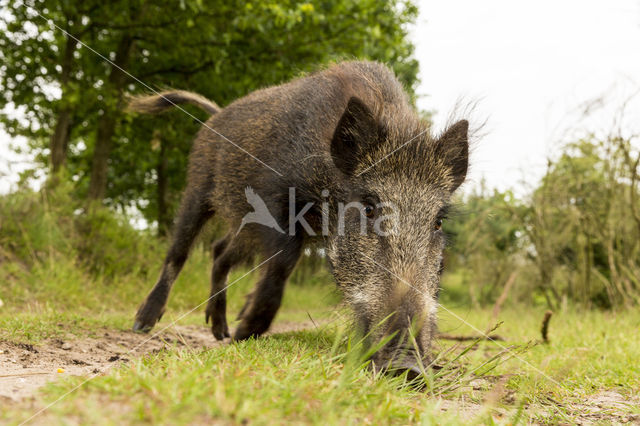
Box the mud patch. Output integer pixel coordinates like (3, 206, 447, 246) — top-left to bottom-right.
(0, 321, 314, 401)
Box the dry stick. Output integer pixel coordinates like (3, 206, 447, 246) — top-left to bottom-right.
(541, 310, 553, 343)
(437, 333, 505, 342)
(436, 271, 517, 342)
(488, 271, 518, 334)
(436, 273, 517, 343)
(0, 372, 55, 378)
(306, 311, 319, 329)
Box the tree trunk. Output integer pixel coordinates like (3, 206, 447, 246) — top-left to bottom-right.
(87, 112, 118, 200)
(50, 28, 77, 173)
(50, 109, 72, 172)
(87, 34, 134, 200)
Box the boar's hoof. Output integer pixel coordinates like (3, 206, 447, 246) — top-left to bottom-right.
(132, 321, 151, 333)
(132, 303, 165, 333)
(212, 325, 231, 340)
(205, 302, 230, 340)
(232, 321, 268, 342)
(232, 329, 258, 342)
(208, 316, 230, 341)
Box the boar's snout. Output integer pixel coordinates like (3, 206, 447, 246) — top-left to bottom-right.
(370, 340, 427, 381)
(391, 358, 424, 382)
(368, 306, 435, 381)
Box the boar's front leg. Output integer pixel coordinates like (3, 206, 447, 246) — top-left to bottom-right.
(233, 234, 303, 341)
(133, 190, 213, 333)
(205, 233, 250, 340)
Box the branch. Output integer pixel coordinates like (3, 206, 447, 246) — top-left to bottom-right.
(138, 60, 216, 79)
(541, 310, 553, 343)
(436, 333, 505, 342)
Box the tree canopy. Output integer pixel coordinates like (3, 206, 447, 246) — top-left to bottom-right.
(0, 0, 420, 233)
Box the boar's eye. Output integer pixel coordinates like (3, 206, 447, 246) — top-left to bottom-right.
(434, 218, 443, 230)
(363, 203, 376, 219)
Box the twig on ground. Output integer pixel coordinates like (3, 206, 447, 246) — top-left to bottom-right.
(307, 311, 318, 329)
(437, 333, 505, 342)
(0, 372, 52, 378)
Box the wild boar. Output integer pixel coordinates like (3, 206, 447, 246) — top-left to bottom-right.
(129, 61, 468, 376)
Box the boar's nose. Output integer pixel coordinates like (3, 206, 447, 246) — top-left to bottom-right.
(390, 358, 423, 382)
(371, 346, 426, 383)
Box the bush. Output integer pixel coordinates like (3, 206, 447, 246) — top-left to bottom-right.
(0, 182, 170, 311)
(444, 137, 640, 309)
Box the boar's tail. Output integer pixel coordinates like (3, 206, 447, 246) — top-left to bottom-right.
(127, 90, 220, 115)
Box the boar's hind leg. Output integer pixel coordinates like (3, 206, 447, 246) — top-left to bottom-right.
(233, 235, 303, 341)
(133, 191, 213, 333)
(205, 234, 248, 340)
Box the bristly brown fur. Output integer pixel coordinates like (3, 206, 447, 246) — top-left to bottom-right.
(129, 61, 470, 374)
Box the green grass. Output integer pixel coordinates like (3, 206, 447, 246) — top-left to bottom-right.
(3, 328, 471, 425)
(0, 248, 341, 343)
(2, 282, 638, 424)
(437, 305, 640, 421)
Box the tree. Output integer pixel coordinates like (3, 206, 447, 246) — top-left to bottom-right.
(445, 186, 524, 306)
(0, 0, 207, 186)
(517, 138, 640, 308)
(0, 0, 100, 173)
(1, 0, 420, 231)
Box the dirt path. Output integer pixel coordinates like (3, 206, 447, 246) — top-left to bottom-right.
(0, 321, 314, 402)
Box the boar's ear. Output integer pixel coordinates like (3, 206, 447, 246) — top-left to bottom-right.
(435, 119, 469, 191)
(331, 97, 379, 176)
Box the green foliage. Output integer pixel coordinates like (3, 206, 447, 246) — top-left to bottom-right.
(1, 0, 420, 231)
(446, 136, 640, 309)
(0, 181, 162, 308)
(520, 138, 640, 308)
(0, 179, 159, 276)
(444, 186, 524, 306)
(0, 182, 338, 332)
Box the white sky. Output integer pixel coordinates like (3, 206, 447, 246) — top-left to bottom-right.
(2, 0, 640, 195)
(412, 0, 640, 195)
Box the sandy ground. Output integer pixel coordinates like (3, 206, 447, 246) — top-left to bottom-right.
(435, 383, 640, 424)
(0, 321, 314, 402)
